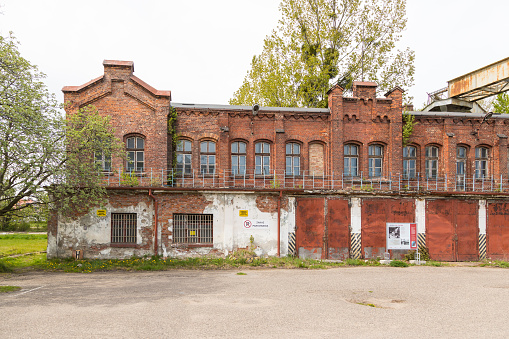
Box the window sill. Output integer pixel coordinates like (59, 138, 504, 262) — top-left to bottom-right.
(110, 243, 137, 248)
(173, 243, 213, 248)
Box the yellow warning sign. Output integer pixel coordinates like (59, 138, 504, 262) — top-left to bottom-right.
(96, 209, 107, 217)
(189, 230, 196, 236)
(239, 210, 248, 217)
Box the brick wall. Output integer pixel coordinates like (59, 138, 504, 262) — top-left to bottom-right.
(62, 60, 509, 184)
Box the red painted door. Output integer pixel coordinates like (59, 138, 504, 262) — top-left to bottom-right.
(487, 202, 509, 260)
(426, 200, 478, 261)
(327, 198, 350, 260)
(361, 199, 414, 259)
(295, 198, 325, 259)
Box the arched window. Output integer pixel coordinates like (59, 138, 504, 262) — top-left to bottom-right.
(456, 146, 467, 189)
(475, 146, 489, 178)
(176, 140, 192, 175)
(286, 143, 301, 175)
(368, 144, 383, 177)
(425, 145, 439, 179)
(344, 144, 359, 177)
(200, 141, 216, 175)
(126, 136, 144, 172)
(255, 142, 270, 175)
(231, 141, 246, 175)
(403, 146, 416, 179)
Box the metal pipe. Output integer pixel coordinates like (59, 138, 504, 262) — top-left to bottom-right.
(148, 189, 158, 256)
(277, 190, 282, 257)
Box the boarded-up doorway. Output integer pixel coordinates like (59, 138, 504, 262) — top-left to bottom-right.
(426, 199, 478, 261)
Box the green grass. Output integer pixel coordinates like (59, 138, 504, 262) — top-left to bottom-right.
(0, 234, 47, 257)
(480, 260, 509, 268)
(389, 260, 409, 267)
(0, 286, 21, 293)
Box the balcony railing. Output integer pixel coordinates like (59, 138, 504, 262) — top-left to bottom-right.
(97, 168, 509, 194)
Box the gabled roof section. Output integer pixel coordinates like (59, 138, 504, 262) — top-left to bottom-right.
(62, 75, 104, 93)
(327, 83, 345, 94)
(385, 86, 405, 97)
(131, 75, 171, 98)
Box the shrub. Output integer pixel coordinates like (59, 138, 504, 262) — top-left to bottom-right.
(390, 260, 409, 267)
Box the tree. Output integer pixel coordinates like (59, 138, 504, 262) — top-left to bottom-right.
(230, 0, 415, 108)
(0, 33, 123, 220)
(493, 92, 509, 113)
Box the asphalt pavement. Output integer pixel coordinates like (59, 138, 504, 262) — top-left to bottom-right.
(1, 266, 508, 338)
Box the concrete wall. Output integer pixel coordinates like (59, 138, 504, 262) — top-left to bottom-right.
(49, 189, 509, 261)
(49, 190, 293, 260)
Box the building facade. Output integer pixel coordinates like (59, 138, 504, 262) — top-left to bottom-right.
(47, 60, 509, 261)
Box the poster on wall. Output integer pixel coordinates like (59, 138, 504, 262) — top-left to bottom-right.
(386, 223, 417, 250)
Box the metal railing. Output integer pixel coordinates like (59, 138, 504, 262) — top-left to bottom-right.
(98, 168, 509, 193)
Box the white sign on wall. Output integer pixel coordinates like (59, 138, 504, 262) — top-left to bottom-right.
(243, 219, 270, 229)
(386, 223, 418, 250)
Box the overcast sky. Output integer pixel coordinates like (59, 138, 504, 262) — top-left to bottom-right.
(0, 0, 507, 110)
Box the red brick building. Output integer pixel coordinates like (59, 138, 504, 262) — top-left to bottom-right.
(48, 60, 509, 261)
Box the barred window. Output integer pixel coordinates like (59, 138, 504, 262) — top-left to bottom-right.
(173, 214, 213, 244)
(111, 213, 137, 244)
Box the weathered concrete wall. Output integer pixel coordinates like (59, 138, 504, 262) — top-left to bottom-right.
(49, 190, 509, 261)
(49, 197, 154, 259)
(49, 190, 291, 259)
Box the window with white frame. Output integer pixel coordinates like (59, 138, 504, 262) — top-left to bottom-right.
(111, 213, 137, 244)
(425, 146, 439, 179)
(286, 143, 301, 176)
(255, 142, 270, 175)
(231, 141, 246, 175)
(475, 146, 489, 178)
(200, 141, 216, 175)
(176, 140, 192, 175)
(368, 144, 383, 177)
(344, 144, 359, 176)
(126, 136, 144, 172)
(403, 146, 416, 179)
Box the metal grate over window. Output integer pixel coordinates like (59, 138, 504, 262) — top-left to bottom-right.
(111, 213, 137, 244)
(173, 214, 213, 244)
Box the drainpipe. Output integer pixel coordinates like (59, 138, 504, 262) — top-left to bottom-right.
(148, 189, 158, 256)
(277, 190, 282, 257)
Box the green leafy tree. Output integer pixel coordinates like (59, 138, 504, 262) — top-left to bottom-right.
(0, 33, 123, 220)
(230, 0, 415, 108)
(493, 93, 509, 113)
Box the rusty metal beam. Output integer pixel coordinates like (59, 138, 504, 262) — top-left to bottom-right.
(448, 57, 509, 102)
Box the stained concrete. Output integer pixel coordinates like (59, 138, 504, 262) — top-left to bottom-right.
(1, 267, 509, 338)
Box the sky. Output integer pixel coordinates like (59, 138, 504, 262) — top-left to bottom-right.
(0, 0, 507, 110)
